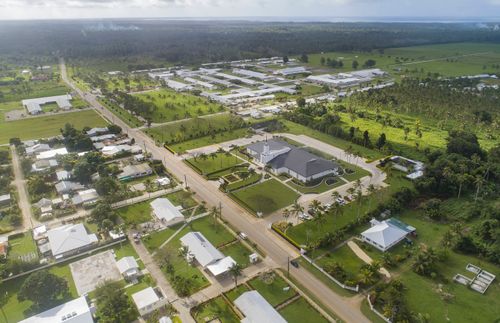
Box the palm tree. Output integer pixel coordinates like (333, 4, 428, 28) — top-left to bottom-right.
(209, 206, 219, 231)
(314, 212, 327, 233)
(473, 175, 485, 202)
(178, 246, 192, 272)
(229, 263, 243, 288)
(282, 208, 291, 222)
(367, 184, 377, 210)
(331, 191, 340, 201)
(308, 200, 322, 216)
(291, 202, 304, 220)
(330, 202, 343, 218)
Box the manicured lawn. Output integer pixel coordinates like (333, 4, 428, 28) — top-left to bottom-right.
(8, 232, 38, 260)
(0, 109, 108, 144)
(181, 216, 236, 248)
(170, 128, 250, 153)
(134, 88, 224, 123)
(166, 190, 198, 209)
(315, 244, 365, 280)
(225, 173, 262, 192)
(287, 176, 345, 194)
(49, 263, 78, 297)
(248, 273, 296, 307)
(143, 224, 183, 252)
(279, 297, 329, 323)
(113, 241, 141, 260)
(192, 296, 239, 323)
(186, 152, 244, 175)
(123, 275, 154, 297)
(219, 242, 252, 268)
(117, 200, 153, 225)
(224, 284, 251, 302)
(230, 179, 299, 216)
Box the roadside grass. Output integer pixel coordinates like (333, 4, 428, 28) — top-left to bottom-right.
(248, 273, 297, 306)
(134, 89, 224, 123)
(225, 173, 262, 192)
(286, 173, 412, 245)
(165, 190, 198, 209)
(142, 223, 184, 252)
(279, 119, 384, 160)
(315, 244, 365, 280)
(98, 97, 143, 128)
(0, 109, 108, 144)
(185, 152, 244, 175)
(218, 241, 252, 268)
(169, 128, 250, 153)
(191, 296, 239, 323)
(278, 297, 329, 323)
(117, 200, 153, 225)
(230, 179, 300, 216)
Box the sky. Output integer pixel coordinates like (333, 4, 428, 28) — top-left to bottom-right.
(0, 0, 500, 20)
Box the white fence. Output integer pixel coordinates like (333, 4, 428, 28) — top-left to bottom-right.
(302, 254, 359, 292)
(366, 294, 392, 323)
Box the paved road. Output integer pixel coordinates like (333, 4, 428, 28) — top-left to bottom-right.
(10, 145, 38, 231)
(61, 59, 371, 323)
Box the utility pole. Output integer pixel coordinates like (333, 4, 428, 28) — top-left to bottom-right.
(219, 201, 223, 220)
(184, 174, 188, 189)
(287, 257, 290, 278)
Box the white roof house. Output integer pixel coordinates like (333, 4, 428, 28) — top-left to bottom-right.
(55, 181, 84, 194)
(361, 218, 416, 252)
(274, 66, 309, 76)
(71, 189, 99, 206)
(132, 287, 167, 316)
(180, 232, 224, 267)
(86, 127, 108, 137)
(206, 256, 237, 276)
(26, 143, 51, 155)
(0, 194, 11, 206)
(46, 223, 98, 258)
(56, 170, 72, 181)
(234, 291, 286, 323)
(117, 163, 152, 181)
(116, 256, 140, 278)
(22, 94, 72, 115)
(36, 147, 68, 160)
(19, 296, 94, 323)
(150, 198, 184, 225)
(32, 159, 58, 172)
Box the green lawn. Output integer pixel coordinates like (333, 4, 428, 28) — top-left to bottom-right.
(192, 296, 239, 323)
(225, 173, 262, 192)
(98, 97, 143, 128)
(287, 176, 345, 194)
(0, 109, 108, 144)
(219, 242, 252, 268)
(248, 273, 297, 307)
(134, 89, 224, 123)
(230, 179, 300, 216)
(279, 119, 384, 160)
(117, 200, 153, 225)
(8, 232, 37, 260)
(279, 297, 329, 323)
(185, 152, 244, 175)
(224, 284, 251, 302)
(315, 244, 366, 281)
(165, 190, 198, 209)
(143, 224, 184, 252)
(123, 275, 155, 297)
(170, 128, 250, 153)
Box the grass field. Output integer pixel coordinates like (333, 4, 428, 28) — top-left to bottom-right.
(117, 200, 153, 225)
(219, 242, 253, 268)
(0, 109, 107, 143)
(8, 232, 38, 260)
(279, 297, 329, 323)
(248, 274, 297, 306)
(224, 284, 251, 302)
(169, 128, 250, 153)
(315, 244, 366, 281)
(230, 179, 300, 215)
(134, 89, 224, 123)
(192, 296, 239, 323)
(0, 80, 69, 103)
(305, 42, 500, 77)
(186, 152, 244, 175)
(143, 224, 183, 251)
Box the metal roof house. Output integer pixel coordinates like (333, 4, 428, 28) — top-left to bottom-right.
(361, 218, 416, 252)
(117, 163, 153, 181)
(86, 127, 109, 137)
(71, 189, 99, 206)
(55, 181, 84, 195)
(247, 139, 339, 183)
(46, 223, 98, 259)
(26, 143, 51, 155)
(132, 287, 168, 317)
(179, 232, 236, 276)
(19, 296, 94, 323)
(36, 147, 68, 160)
(116, 256, 140, 279)
(234, 291, 287, 323)
(150, 198, 185, 226)
(0, 194, 11, 206)
(22, 94, 72, 115)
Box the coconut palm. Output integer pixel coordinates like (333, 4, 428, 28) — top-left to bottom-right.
(308, 200, 322, 216)
(229, 263, 243, 288)
(291, 202, 304, 220)
(282, 208, 291, 222)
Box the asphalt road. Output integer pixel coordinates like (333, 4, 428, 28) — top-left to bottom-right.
(60, 59, 371, 323)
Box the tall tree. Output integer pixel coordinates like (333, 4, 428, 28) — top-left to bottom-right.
(95, 281, 137, 323)
(229, 263, 243, 288)
(18, 270, 69, 311)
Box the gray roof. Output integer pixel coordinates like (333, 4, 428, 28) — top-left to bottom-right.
(248, 139, 338, 178)
(22, 94, 72, 114)
(235, 291, 286, 323)
(116, 256, 139, 274)
(55, 181, 84, 194)
(47, 223, 98, 257)
(150, 198, 184, 223)
(180, 232, 224, 267)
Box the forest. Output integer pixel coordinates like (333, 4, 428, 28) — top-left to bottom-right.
(1, 20, 500, 64)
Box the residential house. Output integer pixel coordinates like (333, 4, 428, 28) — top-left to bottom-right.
(25, 143, 51, 155)
(361, 218, 416, 252)
(45, 223, 98, 259)
(101, 145, 142, 157)
(179, 232, 236, 276)
(86, 127, 108, 137)
(36, 147, 68, 160)
(32, 159, 58, 172)
(116, 256, 140, 280)
(19, 296, 94, 323)
(234, 291, 287, 323)
(273, 66, 309, 76)
(71, 189, 99, 206)
(117, 163, 152, 181)
(150, 198, 184, 226)
(0, 194, 11, 207)
(56, 170, 72, 181)
(55, 181, 84, 195)
(132, 287, 168, 317)
(247, 139, 339, 183)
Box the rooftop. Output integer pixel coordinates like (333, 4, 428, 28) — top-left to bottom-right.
(47, 223, 98, 257)
(150, 198, 184, 223)
(19, 296, 93, 323)
(235, 291, 286, 323)
(132, 287, 162, 310)
(180, 232, 224, 267)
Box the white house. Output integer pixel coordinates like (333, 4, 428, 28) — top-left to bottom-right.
(150, 198, 184, 226)
(71, 189, 99, 206)
(0, 194, 11, 207)
(56, 170, 72, 181)
(234, 291, 286, 323)
(117, 163, 152, 181)
(132, 287, 168, 317)
(116, 256, 140, 279)
(26, 143, 51, 155)
(247, 139, 339, 183)
(19, 296, 94, 323)
(55, 181, 84, 194)
(86, 127, 108, 137)
(36, 147, 68, 160)
(179, 232, 236, 276)
(32, 159, 58, 172)
(46, 223, 98, 258)
(361, 218, 416, 252)
(22, 94, 72, 115)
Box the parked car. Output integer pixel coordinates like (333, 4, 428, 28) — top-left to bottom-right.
(238, 232, 248, 240)
(299, 212, 313, 221)
(290, 260, 299, 268)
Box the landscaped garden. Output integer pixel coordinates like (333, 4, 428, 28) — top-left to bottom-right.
(230, 179, 300, 216)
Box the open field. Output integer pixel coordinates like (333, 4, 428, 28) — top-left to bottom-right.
(185, 152, 244, 175)
(0, 109, 107, 143)
(279, 297, 329, 323)
(134, 89, 224, 123)
(0, 80, 69, 103)
(230, 179, 300, 216)
(306, 42, 500, 77)
(117, 200, 153, 225)
(169, 128, 251, 153)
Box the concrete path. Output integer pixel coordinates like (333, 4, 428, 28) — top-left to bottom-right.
(10, 145, 37, 230)
(347, 241, 391, 279)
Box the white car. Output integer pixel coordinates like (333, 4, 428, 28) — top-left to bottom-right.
(238, 232, 248, 240)
(299, 212, 313, 221)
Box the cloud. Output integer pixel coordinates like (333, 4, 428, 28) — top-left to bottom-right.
(0, 0, 223, 8)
